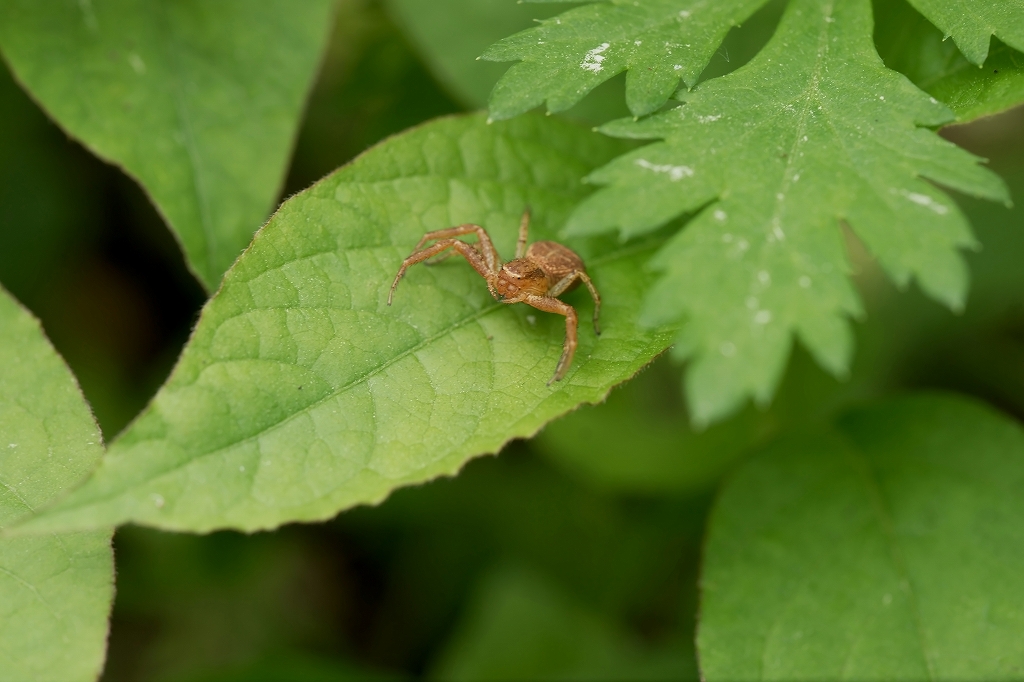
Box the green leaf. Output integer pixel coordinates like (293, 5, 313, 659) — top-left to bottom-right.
(431, 566, 697, 681)
(904, 0, 1024, 65)
(385, 0, 630, 125)
(0, 287, 113, 682)
(699, 393, 1024, 680)
(386, 0, 561, 108)
(12, 113, 672, 535)
(481, 0, 770, 119)
(875, 0, 1024, 122)
(565, 0, 1008, 425)
(0, 0, 334, 290)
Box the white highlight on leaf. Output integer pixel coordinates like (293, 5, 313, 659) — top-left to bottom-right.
(674, 64, 683, 71)
(581, 42, 610, 73)
(799, 276, 812, 288)
(722, 232, 733, 242)
(151, 493, 165, 508)
(635, 158, 694, 181)
(634, 40, 642, 46)
(754, 310, 772, 324)
(758, 270, 771, 284)
(128, 52, 146, 74)
(679, 10, 691, 18)
(714, 209, 727, 222)
(772, 222, 785, 241)
(697, 114, 721, 123)
(904, 191, 949, 214)
(746, 296, 759, 310)
(720, 341, 736, 357)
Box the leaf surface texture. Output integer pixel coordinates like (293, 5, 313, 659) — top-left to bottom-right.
(565, 0, 1008, 423)
(14, 114, 673, 534)
(699, 394, 1024, 679)
(0, 288, 113, 682)
(482, 0, 769, 118)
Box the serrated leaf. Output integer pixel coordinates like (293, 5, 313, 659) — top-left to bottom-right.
(0, 288, 113, 682)
(876, 0, 1024, 123)
(482, 0, 769, 119)
(12, 113, 672, 535)
(564, 0, 1008, 425)
(698, 393, 1024, 680)
(904, 0, 1024, 65)
(0, 0, 334, 290)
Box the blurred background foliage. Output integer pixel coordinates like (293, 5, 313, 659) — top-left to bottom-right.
(0, 0, 1021, 679)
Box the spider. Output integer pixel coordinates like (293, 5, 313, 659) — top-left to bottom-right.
(388, 209, 600, 385)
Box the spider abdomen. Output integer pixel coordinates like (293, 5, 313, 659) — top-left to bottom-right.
(526, 241, 586, 291)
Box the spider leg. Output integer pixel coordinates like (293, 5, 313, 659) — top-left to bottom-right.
(412, 224, 502, 272)
(515, 207, 531, 259)
(548, 270, 601, 336)
(423, 250, 456, 266)
(524, 295, 578, 385)
(388, 239, 493, 306)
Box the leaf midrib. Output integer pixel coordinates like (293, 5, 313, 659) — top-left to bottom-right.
(843, 439, 937, 680)
(44, 239, 663, 516)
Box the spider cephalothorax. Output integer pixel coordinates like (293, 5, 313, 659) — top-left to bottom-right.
(388, 209, 600, 384)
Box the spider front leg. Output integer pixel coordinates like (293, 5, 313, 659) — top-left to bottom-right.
(548, 270, 601, 336)
(412, 224, 502, 272)
(524, 295, 579, 385)
(515, 207, 531, 259)
(388, 238, 495, 306)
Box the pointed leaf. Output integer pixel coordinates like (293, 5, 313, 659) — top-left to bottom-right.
(0, 0, 335, 290)
(904, 0, 1024, 64)
(482, 0, 770, 119)
(0, 288, 113, 682)
(876, 0, 1024, 123)
(699, 394, 1024, 680)
(12, 114, 672, 535)
(565, 0, 1008, 425)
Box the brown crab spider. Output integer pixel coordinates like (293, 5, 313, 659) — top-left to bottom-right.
(388, 209, 601, 385)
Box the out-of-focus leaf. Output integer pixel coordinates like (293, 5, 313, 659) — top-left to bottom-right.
(431, 566, 696, 681)
(385, 0, 629, 125)
(0, 287, 113, 682)
(699, 393, 1024, 680)
(0, 0, 335, 290)
(13, 113, 672, 535)
(0, 60, 101, 300)
(105, 525, 402, 681)
(875, 0, 1024, 122)
(904, 0, 1024, 65)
